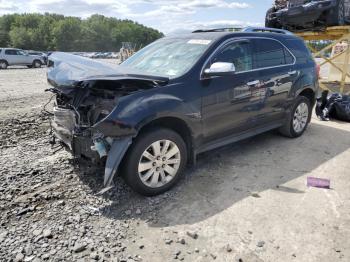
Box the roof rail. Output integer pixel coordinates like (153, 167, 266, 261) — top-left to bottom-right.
(192, 28, 242, 33)
(242, 27, 294, 35)
(192, 27, 294, 35)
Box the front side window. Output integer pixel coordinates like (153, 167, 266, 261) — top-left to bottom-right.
(122, 38, 212, 78)
(212, 40, 253, 73)
(253, 39, 294, 69)
(16, 50, 26, 55)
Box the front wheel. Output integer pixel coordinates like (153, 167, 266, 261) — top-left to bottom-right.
(121, 128, 188, 196)
(279, 96, 312, 138)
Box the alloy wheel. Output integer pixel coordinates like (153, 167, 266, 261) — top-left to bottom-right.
(293, 102, 309, 133)
(138, 140, 181, 188)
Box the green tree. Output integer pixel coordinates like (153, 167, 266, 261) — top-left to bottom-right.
(0, 13, 163, 51)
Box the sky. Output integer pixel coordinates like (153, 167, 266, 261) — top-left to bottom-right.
(0, 0, 275, 34)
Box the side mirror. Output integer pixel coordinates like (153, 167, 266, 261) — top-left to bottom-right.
(204, 62, 236, 77)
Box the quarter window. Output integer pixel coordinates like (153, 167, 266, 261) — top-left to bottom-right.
(212, 41, 253, 73)
(253, 39, 294, 69)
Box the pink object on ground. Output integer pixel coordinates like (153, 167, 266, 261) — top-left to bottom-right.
(307, 177, 331, 189)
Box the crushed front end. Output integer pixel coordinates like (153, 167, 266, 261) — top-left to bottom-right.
(51, 83, 119, 163)
(46, 52, 168, 190)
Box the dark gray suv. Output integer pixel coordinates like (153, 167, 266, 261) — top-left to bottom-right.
(47, 27, 319, 196)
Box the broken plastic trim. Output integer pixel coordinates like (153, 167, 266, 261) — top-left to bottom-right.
(98, 136, 133, 195)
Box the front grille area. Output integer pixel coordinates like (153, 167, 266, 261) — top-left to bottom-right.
(52, 107, 77, 149)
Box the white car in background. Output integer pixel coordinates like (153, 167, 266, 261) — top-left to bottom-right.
(0, 48, 45, 69)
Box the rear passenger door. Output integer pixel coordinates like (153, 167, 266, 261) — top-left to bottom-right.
(250, 38, 297, 125)
(4, 49, 20, 65)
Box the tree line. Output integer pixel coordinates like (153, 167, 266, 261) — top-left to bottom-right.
(0, 13, 164, 52)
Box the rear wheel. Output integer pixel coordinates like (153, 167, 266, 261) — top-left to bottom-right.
(265, 7, 278, 28)
(0, 60, 8, 69)
(327, 0, 346, 26)
(279, 96, 312, 138)
(32, 60, 42, 68)
(121, 128, 188, 196)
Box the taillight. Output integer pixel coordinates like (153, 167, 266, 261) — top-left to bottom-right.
(316, 64, 321, 79)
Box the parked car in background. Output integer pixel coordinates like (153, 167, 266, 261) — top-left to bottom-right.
(266, 0, 350, 30)
(47, 27, 318, 196)
(28, 50, 48, 64)
(0, 48, 45, 69)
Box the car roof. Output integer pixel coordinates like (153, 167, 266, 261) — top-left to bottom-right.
(164, 31, 301, 43)
(0, 48, 21, 50)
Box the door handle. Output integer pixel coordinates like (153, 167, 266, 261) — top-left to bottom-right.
(288, 70, 297, 76)
(247, 80, 259, 86)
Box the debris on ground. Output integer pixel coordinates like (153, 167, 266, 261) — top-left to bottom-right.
(307, 177, 331, 189)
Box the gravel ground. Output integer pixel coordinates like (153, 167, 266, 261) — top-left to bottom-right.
(0, 63, 350, 262)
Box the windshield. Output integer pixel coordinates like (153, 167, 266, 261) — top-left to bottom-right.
(121, 38, 212, 78)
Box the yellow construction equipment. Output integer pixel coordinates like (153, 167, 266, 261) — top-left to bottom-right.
(296, 26, 350, 95)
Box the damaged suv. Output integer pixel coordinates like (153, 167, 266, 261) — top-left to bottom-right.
(266, 0, 350, 30)
(48, 27, 318, 196)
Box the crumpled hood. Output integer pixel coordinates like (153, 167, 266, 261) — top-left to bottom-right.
(47, 52, 169, 88)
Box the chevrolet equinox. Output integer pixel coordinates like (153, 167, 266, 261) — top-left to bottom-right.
(47, 27, 318, 196)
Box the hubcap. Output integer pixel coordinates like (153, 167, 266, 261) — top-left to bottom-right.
(293, 102, 309, 133)
(138, 140, 181, 188)
(0, 62, 6, 69)
(35, 62, 40, 68)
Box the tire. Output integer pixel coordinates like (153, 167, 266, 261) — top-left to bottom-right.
(32, 60, 42, 68)
(0, 60, 8, 69)
(265, 7, 278, 28)
(279, 96, 312, 138)
(121, 128, 188, 196)
(327, 0, 346, 26)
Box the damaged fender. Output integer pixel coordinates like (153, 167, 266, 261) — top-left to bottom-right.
(103, 136, 133, 188)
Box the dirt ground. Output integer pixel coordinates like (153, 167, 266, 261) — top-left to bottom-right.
(0, 63, 349, 262)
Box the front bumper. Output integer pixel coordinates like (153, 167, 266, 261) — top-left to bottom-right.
(51, 106, 133, 190)
(52, 107, 99, 160)
(273, 1, 336, 26)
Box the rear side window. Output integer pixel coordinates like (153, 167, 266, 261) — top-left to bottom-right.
(5, 50, 17, 55)
(253, 39, 294, 69)
(286, 39, 313, 64)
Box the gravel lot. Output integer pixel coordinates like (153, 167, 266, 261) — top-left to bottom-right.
(0, 63, 350, 262)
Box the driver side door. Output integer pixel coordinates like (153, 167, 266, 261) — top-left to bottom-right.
(200, 39, 260, 145)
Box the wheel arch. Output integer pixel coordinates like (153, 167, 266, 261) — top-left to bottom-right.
(297, 88, 316, 107)
(137, 116, 195, 164)
(0, 59, 9, 66)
